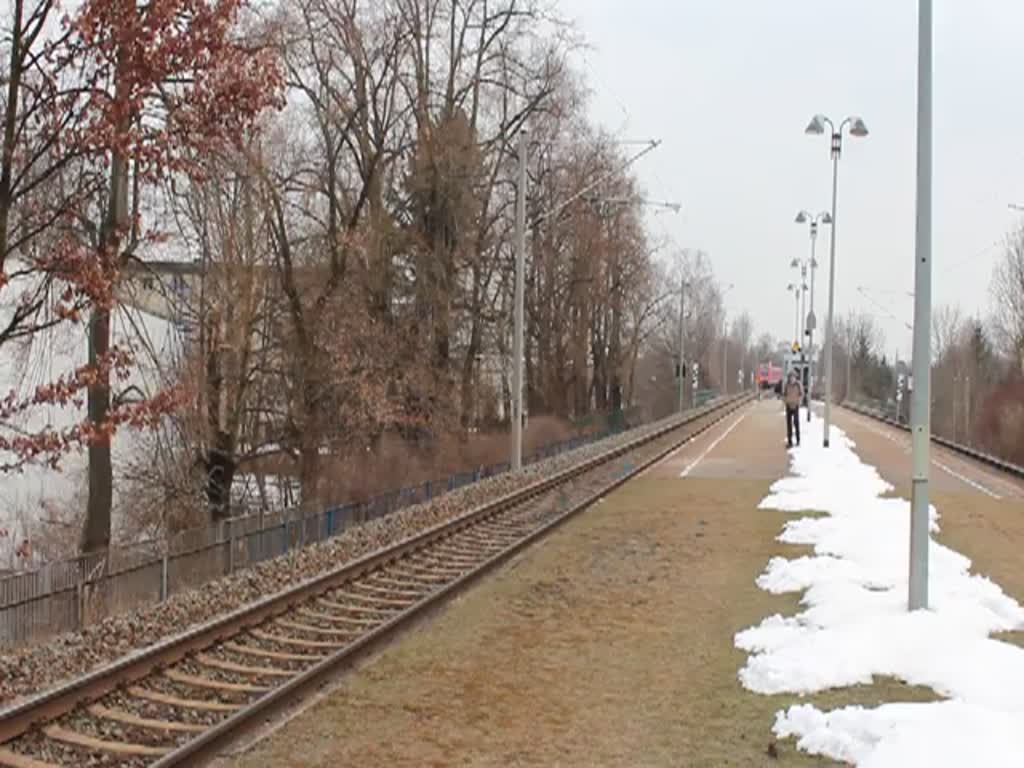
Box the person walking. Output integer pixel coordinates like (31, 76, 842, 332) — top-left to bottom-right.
(784, 371, 803, 448)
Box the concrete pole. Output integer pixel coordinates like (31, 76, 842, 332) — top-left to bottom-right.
(823, 141, 840, 448)
(511, 130, 527, 471)
(678, 278, 687, 413)
(909, 0, 933, 612)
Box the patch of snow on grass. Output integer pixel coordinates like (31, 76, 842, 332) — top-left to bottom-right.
(736, 418, 1024, 766)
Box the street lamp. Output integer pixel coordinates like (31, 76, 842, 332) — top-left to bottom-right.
(805, 113, 870, 447)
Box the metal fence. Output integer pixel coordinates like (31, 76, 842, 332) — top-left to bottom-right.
(0, 407, 646, 650)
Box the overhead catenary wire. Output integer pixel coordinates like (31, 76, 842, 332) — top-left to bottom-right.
(856, 286, 913, 332)
(940, 240, 1001, 276)
(534, 139, 663, 226)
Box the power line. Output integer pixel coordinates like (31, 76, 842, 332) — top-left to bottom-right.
(535, 140, 662, 225)
(940, 240, 1000, 276)
(856, 286, 913, 331)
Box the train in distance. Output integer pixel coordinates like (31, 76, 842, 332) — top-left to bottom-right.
(755, 362, 784, 392)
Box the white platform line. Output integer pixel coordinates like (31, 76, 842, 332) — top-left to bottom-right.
(637, 433, 699, 479)
(931, 458, 1002, 500)
(680, 411, 749, 478)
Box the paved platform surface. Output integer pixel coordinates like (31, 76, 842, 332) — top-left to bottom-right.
(214, 401, 1024, 767)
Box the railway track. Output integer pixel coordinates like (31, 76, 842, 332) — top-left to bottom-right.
(0, 394, 751, 767)
(843, 400, 1024, 480)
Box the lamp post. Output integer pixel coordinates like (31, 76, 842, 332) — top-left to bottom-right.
(805, 113, 869, 447)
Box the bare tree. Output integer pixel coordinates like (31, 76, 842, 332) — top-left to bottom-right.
(991, 222, 1024, 373)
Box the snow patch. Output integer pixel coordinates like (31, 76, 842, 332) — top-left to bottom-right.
(736, 418, 1024, 766)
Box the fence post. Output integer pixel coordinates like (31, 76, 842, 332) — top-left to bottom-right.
(75, 577, 84, 631)
(282, 508, 289, 554)
(227, 518, 236, 574)
(160, 553, 169, 601)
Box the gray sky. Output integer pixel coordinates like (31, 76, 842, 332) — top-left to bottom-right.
(560, 0, 1024, 360)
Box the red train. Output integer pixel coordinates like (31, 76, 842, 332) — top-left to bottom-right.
(756, 362, 784, 391)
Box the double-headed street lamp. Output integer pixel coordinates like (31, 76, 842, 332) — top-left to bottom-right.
(805, 113, 869, 447)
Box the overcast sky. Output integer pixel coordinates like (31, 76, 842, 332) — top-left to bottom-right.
(559, 0, 1024, 360)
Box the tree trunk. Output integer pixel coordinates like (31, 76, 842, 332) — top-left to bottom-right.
(0, 0, 24, 262)
(298, 431, 320, 513)
(82, 117, 129, 554)
(459, 332, 478, 429)
(83, 306, 114, 553)
(298, 378, 321, 512)
(204, 430, 236, 522)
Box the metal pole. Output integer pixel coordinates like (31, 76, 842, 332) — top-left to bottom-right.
(895, 351, 901, 421)
(965, 375, 971, 443)
(800, 276, 808, 408)
(678, 277, 686, 413)
(808, 225, 818, 421)
(722, 316, 728, 395)
(823, 138, 841, 448)
(846, 335, 852, 402)
(511, 130, 527, 471)
(952, 376, 958, 441)
(800, 270, 807, 343)
(909, 0, 933, 612)
(160, 553, 169, 602)
(794, 288, 800, 343)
